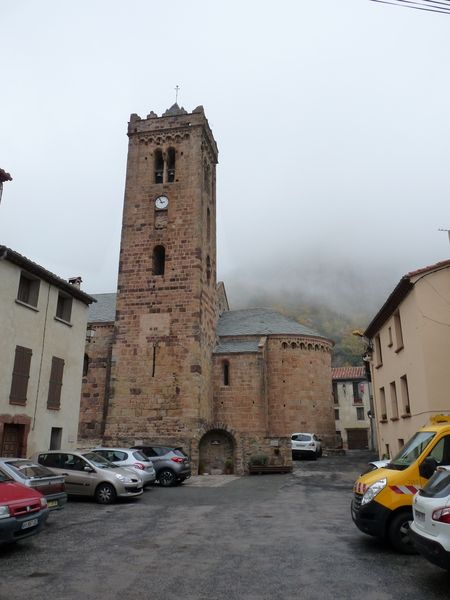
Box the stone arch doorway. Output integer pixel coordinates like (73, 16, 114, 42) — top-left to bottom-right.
(198, 429, 235, 474)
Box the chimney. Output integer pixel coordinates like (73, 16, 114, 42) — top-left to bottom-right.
(0, 168, 12, 205)
(69, 276, 82, 288)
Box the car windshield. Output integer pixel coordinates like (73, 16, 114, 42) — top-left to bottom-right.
(388, 431, 436, 470)
(174, 449, 187, 458)
(0, 468, 12, 483)
(6, 461, 54, 479)
(132, 451, 148, 461)
(421, 469, 450, 498)
(293, 434, 310, 442)
(83, 452, 117, 468)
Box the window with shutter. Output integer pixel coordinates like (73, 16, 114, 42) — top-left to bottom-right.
(56, 293, 72, 323)
(47, 357, 65, 409)
(17, 273, 40, 307)
(9, 346, 33, 405)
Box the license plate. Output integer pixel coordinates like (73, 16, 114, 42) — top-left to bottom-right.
(22, 518, 38, 530)
(415, 509, 425, 522)
(47, 500, 58, 508)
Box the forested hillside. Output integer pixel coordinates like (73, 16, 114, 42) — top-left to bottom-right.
(237, 292, 371, 367)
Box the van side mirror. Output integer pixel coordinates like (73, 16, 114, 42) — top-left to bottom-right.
(419, 457, 438, 479)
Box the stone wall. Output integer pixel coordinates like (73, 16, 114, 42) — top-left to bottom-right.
(212, 349, 267, 434)
(267, 336, 336, 445)
(78, 322, 114, 439)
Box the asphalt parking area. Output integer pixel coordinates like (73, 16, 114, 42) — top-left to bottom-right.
(1, 452, 449, 600)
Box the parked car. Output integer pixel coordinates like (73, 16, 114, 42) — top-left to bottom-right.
(291, 433, 322, 460)
(92, 448, 156, 487)
(360, 460, 390, 476)
(410, 466, 450, 571)
(31, 450, 143, 504)
(131, 445, 191, 487)
(0, 467, 49, 544)
(0, 458, 66, 511)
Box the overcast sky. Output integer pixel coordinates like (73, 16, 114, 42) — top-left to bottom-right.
(2, 0, 450, 317)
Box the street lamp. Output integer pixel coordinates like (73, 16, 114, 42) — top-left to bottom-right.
(352, 329, 376, 453)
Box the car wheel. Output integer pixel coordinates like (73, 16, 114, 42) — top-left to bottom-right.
(388, 511, 417, 554)
(158, 469, 176, 487)
(95, 483, 117, 505)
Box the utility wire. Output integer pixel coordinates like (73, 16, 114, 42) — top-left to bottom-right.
(370, 0, 450, 14)
(374, 0, 450, 8)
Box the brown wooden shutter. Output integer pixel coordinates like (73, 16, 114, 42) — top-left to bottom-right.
(47, 357, 65, 409)
(9, 346, 32, 405)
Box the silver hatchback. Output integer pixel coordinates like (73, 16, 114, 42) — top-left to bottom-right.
(93, 448, 156, 487)
(31, 450, 143, 504)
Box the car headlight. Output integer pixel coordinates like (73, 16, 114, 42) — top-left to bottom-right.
(0, 506, 10, 519)
(361, 478, 387, 506)
(40, 497, 47, 508)
(115, 474, 132, 483)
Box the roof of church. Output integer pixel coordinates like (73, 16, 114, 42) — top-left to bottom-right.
(217, 308, 327, 339)
(214, 340, 261, 354)
(162, 103, 188, 116)
(88, 293, 116, 322)
(87, 297, 329, 341)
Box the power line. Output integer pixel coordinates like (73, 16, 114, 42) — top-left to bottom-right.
(370, 0, 450, 14)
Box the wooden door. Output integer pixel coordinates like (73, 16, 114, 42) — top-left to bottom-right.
(1, 424, 24, 457)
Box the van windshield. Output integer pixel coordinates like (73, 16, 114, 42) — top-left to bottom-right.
(389, 431, 436, 470)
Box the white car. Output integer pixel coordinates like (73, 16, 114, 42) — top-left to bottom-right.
(93, 448, 156, 488)
(360, 459, 389, 476)
(291, 433, 322, 460)
(410, 466, 450, 571)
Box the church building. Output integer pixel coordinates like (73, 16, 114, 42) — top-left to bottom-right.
(79, 104, 336, 474)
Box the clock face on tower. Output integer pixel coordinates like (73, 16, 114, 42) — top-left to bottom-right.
(155, 195, 169, 210)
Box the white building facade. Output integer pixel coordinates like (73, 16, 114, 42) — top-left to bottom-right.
(0, 246, 94, 457)
(332, 366, 372, 450)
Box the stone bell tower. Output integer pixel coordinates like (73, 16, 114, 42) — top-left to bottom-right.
(103, 104, 219, 447)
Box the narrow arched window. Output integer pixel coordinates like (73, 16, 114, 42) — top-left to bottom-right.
(223, 361, 230, 386)
(153, 245, 165, 276)
(207, 207, 211, 244)
(167, 147, 176, 182)
(154, 149, 164, 183)
(206, 255, 211, 283)
(83, 353, 89, 377)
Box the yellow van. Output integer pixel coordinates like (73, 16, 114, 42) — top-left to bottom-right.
(351, 415, 450, 553)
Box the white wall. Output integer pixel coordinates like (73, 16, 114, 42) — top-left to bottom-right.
(0, 258, 89, 455)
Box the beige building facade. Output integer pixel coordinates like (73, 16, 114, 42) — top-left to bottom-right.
(365, 260, 450, 459)
(0, 246, 94, 457)
(332, 366, 372, 450)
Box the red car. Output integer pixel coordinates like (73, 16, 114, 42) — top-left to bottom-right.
(0, 468, 49, 544)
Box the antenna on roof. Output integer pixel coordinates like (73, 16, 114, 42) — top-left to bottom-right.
(438, 228, 450, 244)
(175, 85, 180, 104)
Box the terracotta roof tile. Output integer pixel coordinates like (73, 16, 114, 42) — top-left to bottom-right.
(332, 366, 366, 380)
(406, 259, 450, 278)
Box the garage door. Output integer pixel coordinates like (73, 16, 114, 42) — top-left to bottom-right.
(347, 428, 368, 450)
